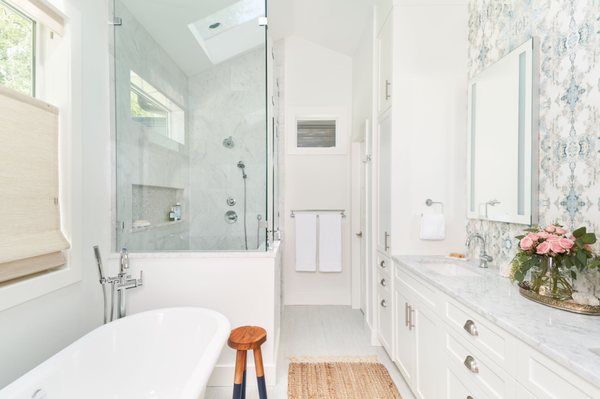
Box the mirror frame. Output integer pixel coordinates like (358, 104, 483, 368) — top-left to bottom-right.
(467, 38, 539, 225)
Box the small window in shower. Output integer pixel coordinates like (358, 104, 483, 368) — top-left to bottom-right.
(297, 119, 337, 148)
(130, 71, 185, 145)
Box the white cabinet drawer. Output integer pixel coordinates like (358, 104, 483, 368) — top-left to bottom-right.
(446, 366, 489, 399)
(444, 298, 514, 370)
(446, 331, 514, 399)
(377, 287, 393, 354)
(516, 341, 596, 399)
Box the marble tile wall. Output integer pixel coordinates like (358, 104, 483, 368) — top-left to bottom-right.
(467, 0, 600, 288)
(114, 0, 190, 251)
(188, 48, 267, 251)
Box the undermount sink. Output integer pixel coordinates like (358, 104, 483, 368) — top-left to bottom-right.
(419, 262, 480, 277)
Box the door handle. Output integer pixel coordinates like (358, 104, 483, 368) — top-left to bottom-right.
(405, 302, 409, 327)
(355, 231, 363, 238)
(384, 232, 390, 252)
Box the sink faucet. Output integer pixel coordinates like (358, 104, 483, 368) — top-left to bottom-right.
(465, 233, 493, 268)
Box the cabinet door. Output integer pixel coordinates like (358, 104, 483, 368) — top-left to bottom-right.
(394, 287, 416, 385)
(414, 306, 443, 399)
(377, 288, 393, 354)
(378, 14, 393, 114)
(377, 113, 392, 254)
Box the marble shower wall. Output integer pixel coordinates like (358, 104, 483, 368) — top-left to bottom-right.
(467, 0, 600, 279)
(188, 48, 267, 251)
(115, 0, 190, 251)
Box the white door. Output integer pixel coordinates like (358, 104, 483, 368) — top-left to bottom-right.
(359, 139, 367, 313)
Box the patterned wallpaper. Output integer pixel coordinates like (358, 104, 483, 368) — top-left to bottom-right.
(467, 0, 600, 279)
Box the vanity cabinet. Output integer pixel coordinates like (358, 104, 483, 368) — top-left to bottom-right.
(388, 259, 600, 399)
(394, 266, 443, 399)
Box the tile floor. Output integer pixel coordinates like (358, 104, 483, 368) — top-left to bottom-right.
(205, 306, 415, 399)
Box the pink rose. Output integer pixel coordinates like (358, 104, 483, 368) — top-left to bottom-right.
(555, 227, 567, 235)
(584, 244, 594, 253)
(545, 225, 556, 233)
(546, 234, 561, 242)
(538, 231, 550, 239)
(536, 241, 551, 255)
(550, 240, 566, 254)
(520, 236, 534, 251)
(526, 232, 540, 241)
(558, 237, 574, 250)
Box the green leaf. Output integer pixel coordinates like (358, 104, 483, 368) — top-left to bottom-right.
(573, 226, 587, 238)
(515, 235, 526, 240)
(577, 250, 588, 269)
(581, 233, 597, 245)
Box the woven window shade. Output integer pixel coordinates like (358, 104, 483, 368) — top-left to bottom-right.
(0, 87, 69, 283)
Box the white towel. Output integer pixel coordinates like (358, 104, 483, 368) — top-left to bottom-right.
(318, 213, 343, 273)
(295, 213, 317, 272)
(420, 213, 446, 240)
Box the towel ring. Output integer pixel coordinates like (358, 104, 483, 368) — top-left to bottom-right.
(425, 199, 444, 213)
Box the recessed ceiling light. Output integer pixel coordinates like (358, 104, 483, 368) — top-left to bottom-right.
(209, 22, 221, 29)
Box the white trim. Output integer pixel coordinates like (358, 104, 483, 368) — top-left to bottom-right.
(7, 0, 66, 35)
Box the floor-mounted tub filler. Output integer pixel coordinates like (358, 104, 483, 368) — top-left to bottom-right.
(0, 308, 230, 399)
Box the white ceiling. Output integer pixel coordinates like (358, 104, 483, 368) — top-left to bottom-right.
(119, 0, 374, 77)
(269, 0, 374, 57)
(120, 0, 242, 76)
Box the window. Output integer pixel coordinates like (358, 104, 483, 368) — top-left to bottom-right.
(130, 71, 185, 145)
(297, 119, 337, 148)
(0, 0, 36, 96)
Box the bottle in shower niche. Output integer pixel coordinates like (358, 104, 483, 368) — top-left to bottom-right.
(173, 203, 182, 221)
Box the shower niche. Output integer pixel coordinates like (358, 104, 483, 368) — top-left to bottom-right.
(131, 184, 184, 231)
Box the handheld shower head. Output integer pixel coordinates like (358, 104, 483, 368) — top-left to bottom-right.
(93, 245, 105, 283)
(237, 161, 247, 179)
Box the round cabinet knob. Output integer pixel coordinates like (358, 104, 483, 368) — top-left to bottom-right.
(380, 260, 386, 268)
(380, 299, 387, 308)
(380, 278, 386, 287)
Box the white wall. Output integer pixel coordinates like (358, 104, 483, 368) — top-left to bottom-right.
(390, 4, 468, 255)
(282, 36, 353, 305)
(0, 0, 110, 388)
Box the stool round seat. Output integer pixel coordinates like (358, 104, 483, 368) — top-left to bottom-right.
(228, 326, 267, 351)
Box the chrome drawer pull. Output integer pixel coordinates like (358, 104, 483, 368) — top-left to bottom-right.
(381, 299, 387, 308)
(380, 278, 387, 287)
(463, 320, 479, 336)
(463, 355, 479, 373)
(405, 302, 409, 327)
(380, 260, 386, 268)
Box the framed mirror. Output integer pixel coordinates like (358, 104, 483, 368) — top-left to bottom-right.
(467, 38, 538, 225)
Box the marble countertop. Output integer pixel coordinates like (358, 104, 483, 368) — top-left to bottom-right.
(393, 255, 600, 389)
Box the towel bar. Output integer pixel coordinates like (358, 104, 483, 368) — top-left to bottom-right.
(425, 199, 444, 213)
(290, 209, 346, 218)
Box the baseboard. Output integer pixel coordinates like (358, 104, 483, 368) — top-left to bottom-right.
(208, 363, 277, 387)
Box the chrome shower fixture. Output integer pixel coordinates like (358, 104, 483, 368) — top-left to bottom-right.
(237, 161, 247, 179)
(223, 136, 235, 149)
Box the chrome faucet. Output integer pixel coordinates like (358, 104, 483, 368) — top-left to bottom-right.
(465, 233, 493, 268)
(116, 248, 143, 319)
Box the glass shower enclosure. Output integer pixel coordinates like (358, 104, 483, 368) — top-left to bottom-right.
(111, 0, 270, 251)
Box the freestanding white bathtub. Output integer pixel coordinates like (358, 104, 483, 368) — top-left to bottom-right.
(0, 308, 230, 399)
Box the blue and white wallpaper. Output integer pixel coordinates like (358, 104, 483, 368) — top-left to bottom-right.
(467, 0, 600, 281)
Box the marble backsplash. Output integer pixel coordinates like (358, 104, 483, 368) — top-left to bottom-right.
(467, 0, 600, 288)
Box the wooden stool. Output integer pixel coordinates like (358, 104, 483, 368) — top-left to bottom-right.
(228, 326, 268, 399)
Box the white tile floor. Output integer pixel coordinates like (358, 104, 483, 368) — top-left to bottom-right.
(205, 306, 415, 399)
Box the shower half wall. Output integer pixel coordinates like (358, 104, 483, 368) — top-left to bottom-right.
(113, 0, 269, 252)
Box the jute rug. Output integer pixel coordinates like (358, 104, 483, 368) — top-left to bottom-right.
(288, 356, 403, 399)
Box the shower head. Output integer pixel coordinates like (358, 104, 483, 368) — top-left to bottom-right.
(93, 245, 105, 283)
(237, 161, 247, 179)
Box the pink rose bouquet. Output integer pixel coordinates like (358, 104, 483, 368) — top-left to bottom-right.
(510, 224, 600, 299)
